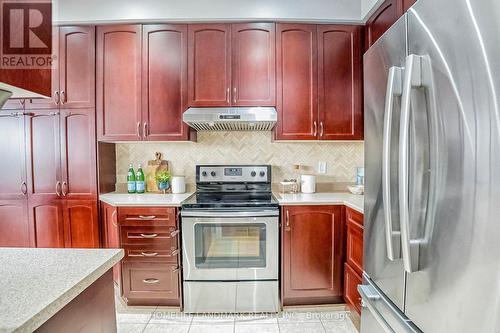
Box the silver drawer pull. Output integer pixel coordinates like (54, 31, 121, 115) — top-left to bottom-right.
(141, 252, 158, 257)
(143, 278, 160, 284)
(171, 249, 180, 256)
(170, 229, 180, 237)
(138, 215, 156, 220)
(140, 233, 158, 238)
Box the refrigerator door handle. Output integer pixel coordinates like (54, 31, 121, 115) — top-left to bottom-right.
(382, 66, 403, 261)
(359, 285, 396, 333)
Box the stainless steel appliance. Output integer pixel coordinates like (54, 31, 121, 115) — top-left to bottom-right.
(362, 0, 500, 332)
(181, 165, 279, 313)
(182, 107, 277, 131)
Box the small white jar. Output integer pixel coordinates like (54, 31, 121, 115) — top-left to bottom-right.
(171, 176, 186, 194)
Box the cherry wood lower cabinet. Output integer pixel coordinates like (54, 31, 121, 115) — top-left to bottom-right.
(0, 200, 30, 247)
(281, 205, 345, 305)
(344, 207, 364, 315)
(102, 204, 182, 306)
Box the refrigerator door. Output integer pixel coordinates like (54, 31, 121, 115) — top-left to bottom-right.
(363, 15, 407, 312)
(404, 0, 500, 332)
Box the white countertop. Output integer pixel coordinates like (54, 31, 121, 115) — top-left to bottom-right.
(273, 192, 364, 213)
(99, 192, 193, 207)
(0, 248, 123, 333)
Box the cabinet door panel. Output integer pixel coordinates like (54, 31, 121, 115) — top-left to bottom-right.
(188, 24, 231, 106)
(142, 24, 189, 141)
(275, 24, 318, 140)
(0, 115, 27, 200)
(26, 112, 61, 198)
(97, 25, 142, 141)
(59, 26, 96, 108)
(282, 205, 344, 305)
(101, 202, 121, 285)
(232, 23, 276, 106)
(64, 200, 99, 248)
(0, 200, 30, 247)
(30, 200, 65, 248)
(318, 25, 363, 140)
(365, 0, 401, 49)
(60, 109, 97, 198)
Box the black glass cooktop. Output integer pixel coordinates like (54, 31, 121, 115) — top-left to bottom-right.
(181, 192, 279, 209)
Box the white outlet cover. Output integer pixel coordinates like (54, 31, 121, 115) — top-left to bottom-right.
(318, 161, 327, 174)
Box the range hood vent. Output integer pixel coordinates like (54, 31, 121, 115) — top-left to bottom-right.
(183, 107, 277, 132)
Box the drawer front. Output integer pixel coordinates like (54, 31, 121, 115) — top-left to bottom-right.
(123, 244, 180, 263)
(122, 262, 180, 304)
(120, 225, 179, 246)
(346, 218, 363, 274)
(118, 207, 177, 227)
(346, 207, 363, 226)
(344, 263, 362, 315)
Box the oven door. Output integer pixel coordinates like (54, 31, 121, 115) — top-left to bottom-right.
(181, 210, 279, 281)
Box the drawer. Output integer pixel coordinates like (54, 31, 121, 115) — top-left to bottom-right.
(346, 217, 363, 274)
(123, 244, 180, 263)
(122, 262, 180, 306)
(346, 207, 363, 226)
(120, 225, 179, 246)
(344, 263, 362, 315)
(118, 207, 176, 227)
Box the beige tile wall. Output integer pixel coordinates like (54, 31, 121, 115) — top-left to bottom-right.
(116, 132, 364, 186)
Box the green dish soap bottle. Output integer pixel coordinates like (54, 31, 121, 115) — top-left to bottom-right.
(136, 164, 145, 194)
(127, 163, 136, 193)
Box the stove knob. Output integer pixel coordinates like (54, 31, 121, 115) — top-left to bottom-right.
(201, 171, 207, 177)
(260, 171, 266, 177)
(211, 171, 216, 177)
(251, 171, 257, 177)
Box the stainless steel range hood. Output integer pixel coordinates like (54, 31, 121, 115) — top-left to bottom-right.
(183, 107, 277, 131)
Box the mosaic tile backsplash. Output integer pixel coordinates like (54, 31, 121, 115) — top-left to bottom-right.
(116, 132, 364, 187)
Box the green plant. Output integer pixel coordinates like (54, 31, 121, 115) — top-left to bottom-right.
(155, 170, 171, 184)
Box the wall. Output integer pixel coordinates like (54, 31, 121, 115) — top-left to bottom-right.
(116, 132, 364, 187)
(55, 0, 362, 24)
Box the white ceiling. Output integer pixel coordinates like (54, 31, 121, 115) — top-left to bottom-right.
(54, 0, 384, 25)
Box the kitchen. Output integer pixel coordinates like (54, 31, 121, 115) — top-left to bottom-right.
(0, 0, 498, 332)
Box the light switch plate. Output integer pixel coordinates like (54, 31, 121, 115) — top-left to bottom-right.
(318, 161, 327, 174)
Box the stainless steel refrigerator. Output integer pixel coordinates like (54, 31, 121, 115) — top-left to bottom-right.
(361, 0, 500, 332)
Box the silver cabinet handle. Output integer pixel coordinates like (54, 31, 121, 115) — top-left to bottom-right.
(141, 252, 159, 257)
(170, 248, 180, 256)
(60, 90, 66, 104)
(138, 215, 156, 220)
(140, 233, 158, 238)
(226, 87, 230, 104)
(55, 181, 62, 197)
(62, 181, 67, 197)
(170, 229, 180, 237)
(143, 278, 159, 284)
(111, 210, 117, 227)
(54, 91, 60, 105)
(313, 121, 317, 137)
(382, 66, 403, 261)
(143, 122, 147, 138)
(319, 122, 324, 137)
(21, 181, 27, 195)
(233, 87, 237, 104)
(285, 210, 290, 231)
(137, 122, 141, 138)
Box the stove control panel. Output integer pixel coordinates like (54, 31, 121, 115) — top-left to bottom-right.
(197, 165, 271, 183)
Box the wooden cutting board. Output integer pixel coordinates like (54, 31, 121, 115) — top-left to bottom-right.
(145, 152, 169, 193)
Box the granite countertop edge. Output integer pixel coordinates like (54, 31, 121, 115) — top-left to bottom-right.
(14, 249, 124, 333)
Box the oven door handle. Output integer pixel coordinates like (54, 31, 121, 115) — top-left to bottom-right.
(180, 210, 279, 218)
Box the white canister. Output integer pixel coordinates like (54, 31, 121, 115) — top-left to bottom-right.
(171, 176, 186, 194)
(301, 175, 316, 194)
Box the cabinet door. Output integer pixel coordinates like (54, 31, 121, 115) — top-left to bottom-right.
(232, 23, 276, 106)
(0, 200, 30, 247)
(318, 25, 363, 140)
(25, 112, 61, 200)
(64, 200, 99, 248)
(282, 205, 344, 305)
(275, 24, 318, 140)
(188, 24, 231, 106)
(365, 0, 402, 49)
(344, 262, 363, 314)
(0, 114, 27, 200)
(142, 24, 190, 141)
(97, 25, 142, 141)
(29, 199, 65, 248)
(101, 202, 121, 285)
(402, 0, 417, 12)
(59, 26, 96, 108)
(60, 109, 97, 199)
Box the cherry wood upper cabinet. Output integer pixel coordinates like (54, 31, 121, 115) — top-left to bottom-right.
(365, 0, 401, 49)
(275, 24, 318, 140)
(60, 109, 97, 198)
(188, 24, 231, 106)
(29, 200, 65, 248)
(318, 25, 363, 140)
(403, 0, 417, 12)
(0, 200, 30, 247)
(231, 23, 276, 106)
(0, 114, 27, 201)
(59, 26, 96, 108)
(142, 24, 190, 141)
(97, 25, 142, 141)
(64, 200, 99, 248)
(282, 205, 344, 305)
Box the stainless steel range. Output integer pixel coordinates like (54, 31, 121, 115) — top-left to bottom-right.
(181, 165, 279, 313)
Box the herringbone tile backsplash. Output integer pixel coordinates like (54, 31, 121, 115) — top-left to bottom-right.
(116, 132, 364, 186)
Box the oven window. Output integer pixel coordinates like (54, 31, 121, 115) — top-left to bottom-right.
(194, 223, 266, 269)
